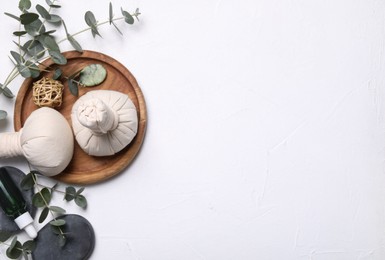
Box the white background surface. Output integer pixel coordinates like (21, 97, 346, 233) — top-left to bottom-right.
(0, 0, 385, 259)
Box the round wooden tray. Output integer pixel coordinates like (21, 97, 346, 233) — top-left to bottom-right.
(14, 50, 147, 185)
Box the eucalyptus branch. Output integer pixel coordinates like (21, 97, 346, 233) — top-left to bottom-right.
(0, 0, 140, 120)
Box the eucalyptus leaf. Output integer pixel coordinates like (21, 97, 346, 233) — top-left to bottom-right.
(62, 21, 82, 52)
(50, 219, 66, 227)
(0, 84, 15, 98)
(79, 64, 107, 86)
(19, 0, 32, 11)
(50, 225, 61, 235)
(32, 187, 51, 207)
(23, 40, 45, 58)
(47, 14, 62, 24)
(36, 4, 51, 20)
(53, 68, 62, 80)
(39, 207, 49, 223)
(76, 187, 85, 195)
(22, 240, 36, 251)
(49, 206, 66, 214)
(64, 186, 76, 201)
(6, 239, 22, 259)
(4, 12, 21, 22)
(84, 11, 97, 27)
(17, 64, 32, 78)
(112, 22, 123, 35)
(68, 35, 83, 52)
(25, 18, 45, 36)
(20, 172, 35, 190)
(43, 29, 57, 35)
(68, 78, 78, 96)
(75, 195, 87, 209)
(109, 2, 113, 24)
(49, 4, 61, 8)
(121, 8, 134, 24)
(49, 50, 67, 65)
(58, 234, 66, 247)
(0, 110, 7, 120)
(20, 13, 39, 25)
(13, 31, 27, 36)
(43, 35, 60, 51)
(10, 51, 23, 64)
(9, 236, 17, 251)
(84, 11, 101, 38)
(25, 61, 40, 78)
(46, 0, 61, 8)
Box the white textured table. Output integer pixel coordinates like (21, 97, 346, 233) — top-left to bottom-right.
(0, 0, 385, 259)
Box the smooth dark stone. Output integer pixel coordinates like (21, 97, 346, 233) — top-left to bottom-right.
(32, 214, 95, 260)
(0, 166, 36, 234)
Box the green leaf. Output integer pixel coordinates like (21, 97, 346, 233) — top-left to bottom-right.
(20, 172, 36, 190)
(0, 84, 14, 98)
(9, 236, 17, 250)
(49, 206, 66, 214)
(46, 0, 61, 8)
(17, 64, 32, 78)
(32, 187, 51, 207)
(62, 21, 83, 52)
(75, 195, 87, 209)
(22, 240, 36, 252)
(84, 11, 101, 38)
(112, 22, 123, 35)
(134, 8, 141, 21)
(19, 0, 32, 11)
(76, 187, 85, 195)
(53, 68, 62, 80)
(121, 8, 134, 25)
(25, 18, 45, 36)
(23, 40, 45, 58)
(36, 4, 51, 20)
(79, 64, 107, 86)
(84, 11, 97, 27)
(64, 186, 76, 201)
(49, 50, 67, 65)
(68, 78, 78, 96)
(0, 231, 12, 242)
(43, 35, 60, 51)
(4, 12, 21, 22)
(50, 219, 66, 227)
(20, 13, 39, 25)
(109, 2, 113, 24)
(43, 29, 56, 35)
(68, 35, 83, 52)
(39, 207, 49, 223)
(50, 225, 61, 234)
(47, 14, 62, 24)
(6, 237, 22, 259)
(58, 234, 66, 247)
(0, 110, 7, 120)
(25, 61, 40, 78)
(13, 31, 27, 36)
(10, 51, 23, 64)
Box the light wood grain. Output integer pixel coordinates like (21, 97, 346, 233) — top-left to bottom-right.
(14, 50, 147, 185)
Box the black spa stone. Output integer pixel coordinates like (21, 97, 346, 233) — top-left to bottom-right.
(0, 166, 36, 234)
(32, 214, 95, 260)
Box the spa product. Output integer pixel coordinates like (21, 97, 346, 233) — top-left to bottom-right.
(0, 167, 37, 238)
(71, 90, 138, 156)
(0, 107, 74, 176)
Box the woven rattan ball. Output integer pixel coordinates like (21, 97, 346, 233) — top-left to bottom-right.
(32, 77, 64, 108)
